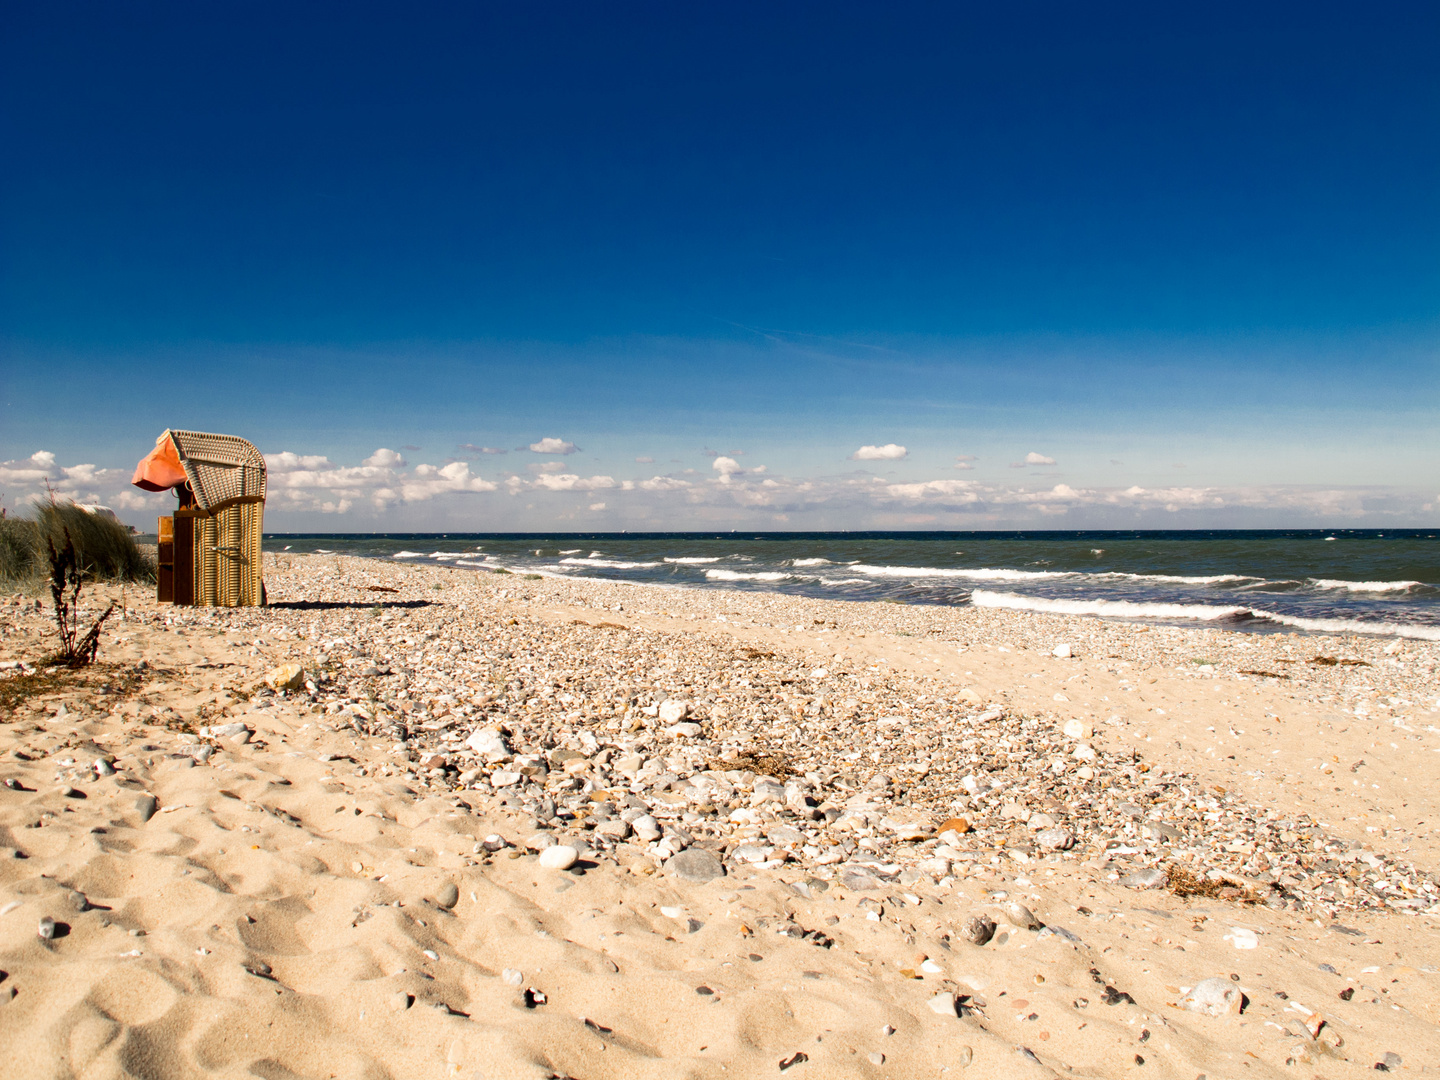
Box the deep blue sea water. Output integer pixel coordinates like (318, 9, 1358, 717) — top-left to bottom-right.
(263, 530, 1440, 640)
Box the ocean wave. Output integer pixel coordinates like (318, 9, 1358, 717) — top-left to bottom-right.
(454, 559, 490, 567)
(1309, 579, 1424, 593)
(559, 549, 581, 554)
(970, 590, 1249, 621)
(560, 557, 663, 569)
(854, 564, 1068, 581)
(1097, 572, 1260, 585)
(792, 558, 833, 566)
(664, 556, 722, 564)
(1251, 609, 1440, 640)
(392, 551, 425, 559)
(706, 569, 799, 582)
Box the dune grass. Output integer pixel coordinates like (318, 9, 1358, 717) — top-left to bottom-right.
(0, 501, 154, 587)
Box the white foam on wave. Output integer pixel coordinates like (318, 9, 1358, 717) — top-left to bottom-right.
(664, 556, 722, 564)
(854, 564, 1067, 581)
(454, 559, 490, 567)
(560, 556, 663, 569)
(792, 558, 833, 566)
(1098, 572, 1259, 585)
(1309, 578, 1424, 593)
(706, 569, 796, 582)
(970, 589, 1249, 621)
(559, 549, 581, 555)
(392, 551, 425, 559)
(1252, 609, 1440, 641)
(969, 590, 1440, 640)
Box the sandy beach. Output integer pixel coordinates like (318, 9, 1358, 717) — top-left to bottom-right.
(2, 553, 1437, 1079)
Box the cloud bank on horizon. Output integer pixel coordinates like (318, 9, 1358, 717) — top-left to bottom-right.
(4, 446, 1435, 530)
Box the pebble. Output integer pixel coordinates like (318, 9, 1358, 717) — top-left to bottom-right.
(264, 663, 306, 691)
(389, 991, 412, 1011)
(1178, 978, 1243, 1017)
(93, 758, 115, 776)
(868, 1052, 885, 1065)
(1120, 869, 1168, 890)
(631, 815, 662, 842)
(961, 913, 996, 946)
(502, 968, 524, 986)
(434, 882, 459, 909)
(1004, 902, 1041, 931)
(666, 848, 724, 883)
(927, 992, 957, 1016)
(538, 845, 579, 870)
(38, 916, 55, 939)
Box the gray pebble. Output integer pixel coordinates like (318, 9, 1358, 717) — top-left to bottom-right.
(667, 848, 724, 883)
(1120, 868, 1168, 890)
(434, 882, 459, 909)
(1004, 902, 1041, 931)
(961, 913, 996, 946)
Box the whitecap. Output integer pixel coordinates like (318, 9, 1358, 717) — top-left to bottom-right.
(1308, 579, 1424, 593)
(1252, 609, 1440, 641)
(970, 590, 1250, 621)
(664, 556, 722, 564)
(392, 551, 425, 559)
(854, 564, 1068, 581)
(559, 549, 582, 555)
(1096, 572, 1260, 585)
(706, 569, 797, 582)
(792, 558, 833, 566)
(560, 557, 663, 569)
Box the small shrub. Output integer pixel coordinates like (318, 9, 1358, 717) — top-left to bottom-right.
(45, 529, 116, 667)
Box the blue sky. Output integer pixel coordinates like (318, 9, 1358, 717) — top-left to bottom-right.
(2, 2, 1436, 529)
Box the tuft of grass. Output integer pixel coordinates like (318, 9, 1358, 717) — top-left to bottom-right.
(0, 501, 153, 586)
(0, 515, 40, 583)
(523, 574, 542, 580)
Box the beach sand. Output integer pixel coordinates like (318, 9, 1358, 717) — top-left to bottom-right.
(1, 554, 1437, 1078)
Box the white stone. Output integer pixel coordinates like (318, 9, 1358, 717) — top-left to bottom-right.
(927, 992, 957, 1016)
(1178, 977, 1243, 1017)
(657, 699, 690, 723)
(465, 727, 512, 761)
(538, 845, 579, 870)
(490, 770, 522, 787)
(1062, 718, 1090, 739)
(1052, 644, 1073, 658)
(631, 815, 662, 842)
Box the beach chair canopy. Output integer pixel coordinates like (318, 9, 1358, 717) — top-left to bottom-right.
(132, 430, 267, 511)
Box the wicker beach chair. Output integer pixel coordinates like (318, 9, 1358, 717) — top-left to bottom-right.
(133, 430, 267, 606)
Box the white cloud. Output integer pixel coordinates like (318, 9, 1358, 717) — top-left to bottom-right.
(0, 450, 122, 509)
(265, 448, 496, 511)
(363, 448, 406, 468)
(589, 502, 606, 511)
(635, 456, 655, 463)
(712, 456, 745, 483)
(531, 473, 616, 492)
(851, 444, 908, 461)
(953, 458, 975, 471)
(529, 437, 578, 455)
(1025, 452, 1056, 466)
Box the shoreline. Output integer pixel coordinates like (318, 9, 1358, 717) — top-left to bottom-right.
(2, 553, 1438, 1076)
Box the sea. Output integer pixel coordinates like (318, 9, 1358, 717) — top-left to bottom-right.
(263, 530, 1440, 641)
